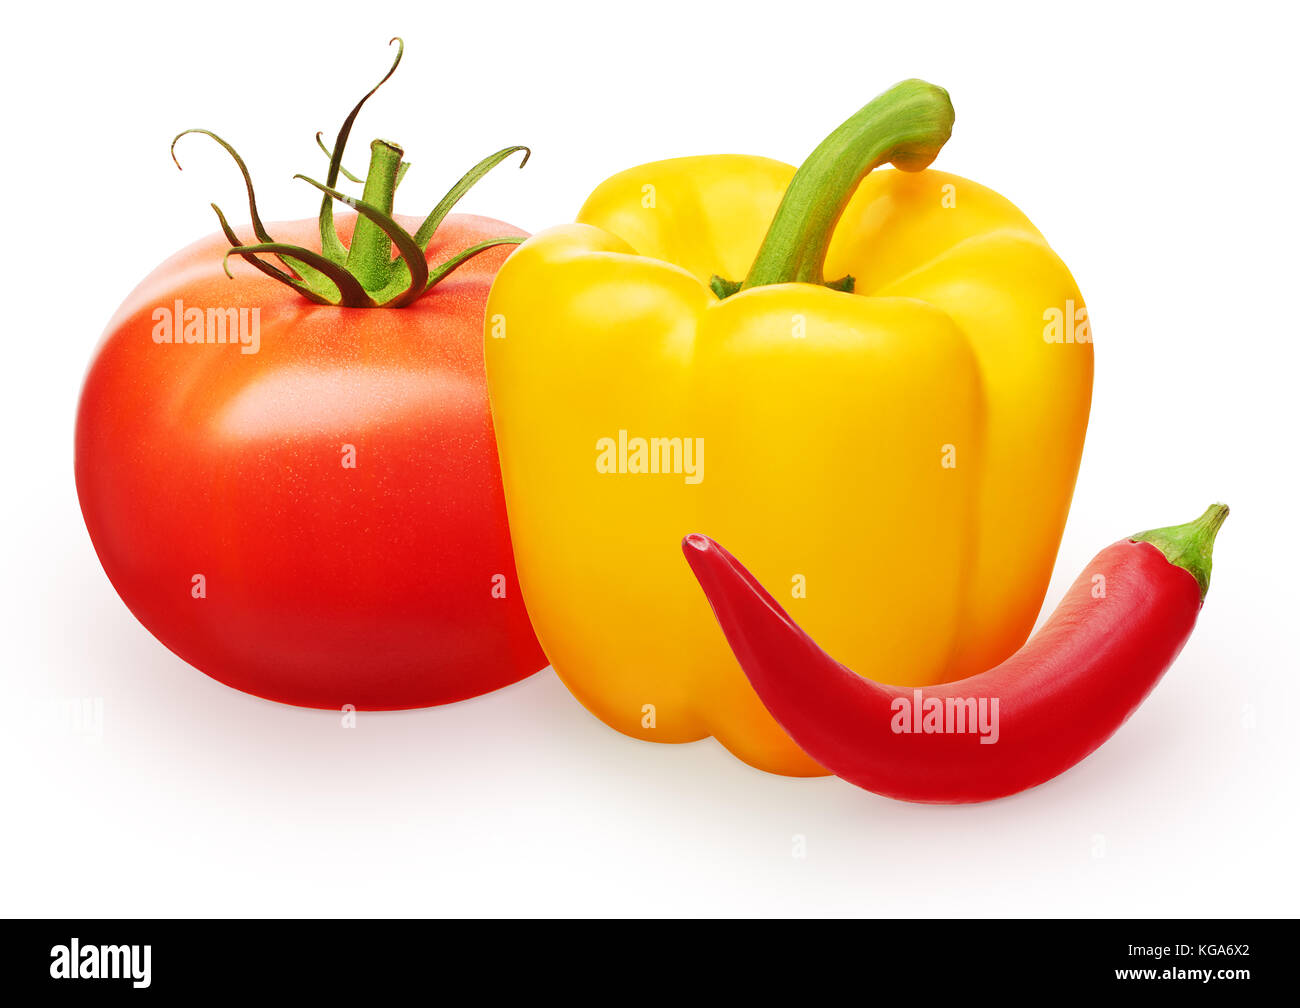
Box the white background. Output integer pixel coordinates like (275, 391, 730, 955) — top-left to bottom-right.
(2, 0, 1296, 917)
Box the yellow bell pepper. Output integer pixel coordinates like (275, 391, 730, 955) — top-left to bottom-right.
(484, 81, 1092, 776)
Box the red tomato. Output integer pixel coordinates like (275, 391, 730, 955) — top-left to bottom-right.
(75, 213, 546, 708)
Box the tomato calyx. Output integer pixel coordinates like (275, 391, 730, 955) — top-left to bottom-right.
(170, 38, 529, 309)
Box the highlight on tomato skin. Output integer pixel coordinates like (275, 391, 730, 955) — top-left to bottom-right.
(74, 39, 547, 710)
(681, 505, 1227, 803)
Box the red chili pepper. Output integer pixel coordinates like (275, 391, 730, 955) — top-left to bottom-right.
(681, 505, 1228, 803)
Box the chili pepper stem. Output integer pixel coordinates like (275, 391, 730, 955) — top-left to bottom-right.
(1132, 503, 1229, 601)
(740, 79, 955, 292)
(346, 140, 405, 291)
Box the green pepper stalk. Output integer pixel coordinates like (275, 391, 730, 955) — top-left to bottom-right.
(711, 79, 954, 300)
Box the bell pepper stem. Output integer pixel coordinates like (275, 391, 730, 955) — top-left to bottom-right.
(1132, 503, 1229, 601)
(742, 80, 955, 291)
(346, 139, 405, 291)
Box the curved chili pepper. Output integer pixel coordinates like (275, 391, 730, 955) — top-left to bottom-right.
(681, 505, 1228, 803)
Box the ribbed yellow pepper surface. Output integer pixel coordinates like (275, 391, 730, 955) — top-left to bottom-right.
(484, 82, 1092, 775)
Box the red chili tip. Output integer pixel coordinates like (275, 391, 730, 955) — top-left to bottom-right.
(681, 534, 731, 608)
(681, 534, 806, 642)
(682, 533, 714, 553)
(681, 533, 745, 602)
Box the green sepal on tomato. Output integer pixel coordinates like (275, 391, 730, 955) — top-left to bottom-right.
(75, 40, 546, 708)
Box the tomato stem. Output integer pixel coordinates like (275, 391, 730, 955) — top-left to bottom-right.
(346, 140, 405, 292)
(172, 39, 530, 309)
